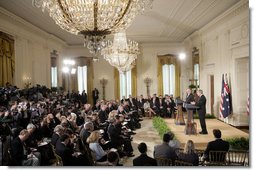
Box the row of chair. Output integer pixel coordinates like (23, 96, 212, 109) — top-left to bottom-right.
(156, 149, 249, 166)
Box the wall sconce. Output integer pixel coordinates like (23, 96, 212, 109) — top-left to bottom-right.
(100, 78, 108, 100)
(144, 77, 152, 97)
(24, 76, 32, 88)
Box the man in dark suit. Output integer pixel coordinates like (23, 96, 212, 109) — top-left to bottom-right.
(203, 129, 229, 161)
(133, 142, 157, 166)
(191, 89, 208, 134)
(92, 88, 99, 106)
(185, 88, 195, 103)
(153, 133, 177, 164)
(11, 129, 40, 166)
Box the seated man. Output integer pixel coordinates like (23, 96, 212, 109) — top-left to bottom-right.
(203, 129, 229, 161)
(11, 129, 40, 166)
(133, 142, 157, 166)
(154, 133, 177, 164)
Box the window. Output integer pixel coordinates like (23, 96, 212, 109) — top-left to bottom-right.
(120, 70, 131, 98)
(51, 67, 57, 87)
(77, 66, 87, 94)
(194, 63, 199, 86)
(162, 64, 175, 95)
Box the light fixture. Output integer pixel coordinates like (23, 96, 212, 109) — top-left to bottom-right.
(101, 31, 139, 73)
(33, 0, 153, 55)
(179, 53, 186, 60)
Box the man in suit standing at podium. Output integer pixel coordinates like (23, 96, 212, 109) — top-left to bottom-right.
(191, 89, 208, 134)
(185, 88, 195, 104)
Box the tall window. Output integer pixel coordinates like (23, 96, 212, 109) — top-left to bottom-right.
(162, 64, 175, 95)
(120, 70, 131, 98)
(194, 63, 199, 86)
(51, 67, 57, 87)
(77, 66, 87, 94)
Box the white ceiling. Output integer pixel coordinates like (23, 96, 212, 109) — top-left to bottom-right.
(0, 0, 240, 45)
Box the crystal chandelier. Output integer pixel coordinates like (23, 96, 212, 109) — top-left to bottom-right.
(33, 0, 153, 55)
(101, 31, 139, 73)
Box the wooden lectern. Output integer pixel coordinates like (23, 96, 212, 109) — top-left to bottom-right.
(174, 99, 185, 125)
(184, 103, 199, 135)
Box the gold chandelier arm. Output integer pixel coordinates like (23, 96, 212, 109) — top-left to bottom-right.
(57, 0, 73, 23)
(94, 0, 98, 31)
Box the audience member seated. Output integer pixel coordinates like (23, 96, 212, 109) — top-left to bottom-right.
(51, 125, 65, 147)
(203, 129, 229, 162)
(178, 140, 199, 166)
(143, 100, 156, 119)
(133, 142, 157, 166)
(80, 121, 94, 145)
(87, 130, 107, 162)
(154, 133, 177, 164)
(167, 132, 180, 149)
(56, 134, 91, 166)
(11, 129, 40, 166)
(107, 117, 134, 157)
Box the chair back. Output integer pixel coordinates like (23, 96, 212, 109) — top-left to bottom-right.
(207, 151, 227, 166)
(155, 157, 172, 166)
(54, 153, 63, 166)
(174, 160, 193, 166)
(195, 149, 204, 164)
(227, 150, 248, 166)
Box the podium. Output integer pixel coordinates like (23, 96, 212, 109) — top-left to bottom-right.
(184, 103, 199, 135)
(174, 99, 185, 125)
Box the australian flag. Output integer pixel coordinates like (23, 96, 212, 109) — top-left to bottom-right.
(220, 74, 232, 118)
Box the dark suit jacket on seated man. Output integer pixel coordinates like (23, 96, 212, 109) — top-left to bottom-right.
(203, 129, 229, 161)
(133, 142, 157, 166)
(153, 133, 177, 164)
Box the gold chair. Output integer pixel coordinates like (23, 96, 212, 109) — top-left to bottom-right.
(155, 157, 172, 166)
(195, 149, 205, 165)
(174, 160, 193, 166)
(226, 150, 248, 166)
(54, 153, 63, 166)
(205, 151, 228, 166)
(50, 144, 63, 166)
(175, 148, 184, 157)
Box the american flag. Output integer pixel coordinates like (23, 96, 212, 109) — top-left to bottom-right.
(220, 74, 232, 118)
(247, 96, 249, 115)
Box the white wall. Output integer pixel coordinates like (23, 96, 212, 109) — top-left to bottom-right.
(184, 0, 249, 126)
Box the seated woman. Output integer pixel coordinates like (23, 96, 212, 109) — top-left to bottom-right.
(178, 140, 199, 166)
(143, 100, 156, 119)
(87, 130, 107, 162)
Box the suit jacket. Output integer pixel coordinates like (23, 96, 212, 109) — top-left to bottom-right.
(133, 153, 157, 166)
(51, 133, 60, 147)
(92, 89, 99, 99)
(56, 142, 76, 166)
(154, 142, 177, 162)
(11, 137, 26, 165)
(185, 93, 195, 104)
(195, 95, 206, 116)
(204, 138, 229, 160)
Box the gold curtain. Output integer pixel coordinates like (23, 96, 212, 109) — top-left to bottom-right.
(131, 65, 137, 97)
(87, 59, 94, 104)
(114, 68, 120, 100)
(157, 54, 181, 97)
(0, 32, 15, 87)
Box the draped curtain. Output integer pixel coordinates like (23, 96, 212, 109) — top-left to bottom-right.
(0, 32, 15, 87)
(157, 54, 180, 97)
